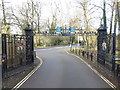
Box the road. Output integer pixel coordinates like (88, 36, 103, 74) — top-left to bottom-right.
(20, 46, 112, 88)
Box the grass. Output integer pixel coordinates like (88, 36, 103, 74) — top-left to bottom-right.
(35, 46, 45, 48)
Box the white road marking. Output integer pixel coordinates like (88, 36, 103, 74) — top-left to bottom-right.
(11, 49, 116, 89)
(12, 56, 43, 90)
(66, 51, 117, 89)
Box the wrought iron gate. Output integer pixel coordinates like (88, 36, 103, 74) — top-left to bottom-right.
(1, 25, 34, 75)
(97, 25, 115, 71)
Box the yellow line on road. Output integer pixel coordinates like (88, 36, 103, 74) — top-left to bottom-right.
(12, 56, 43, 90)
(66, 51, 117, 89)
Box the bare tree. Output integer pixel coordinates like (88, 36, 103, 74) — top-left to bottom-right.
(76, 0, 98, 50)
(69, 15, 82, 28)
(1, 0, 6, 25)
(10, 8, 23, 30)
(33, 1, 42, 34)
(115, 1, 120, 58)
(108, 1, 115, 35)
(49, 1, 63, 33)
(9, 0, 42, 34)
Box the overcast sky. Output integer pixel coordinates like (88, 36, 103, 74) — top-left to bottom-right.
(3, 0, 103, 21)
(1, 0, 117, 32)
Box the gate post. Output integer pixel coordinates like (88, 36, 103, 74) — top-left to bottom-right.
(112, 33, 116, 71)
(97, 24, 107, 65)
(0, 34, 2, 89)
(1, 34, 7, 74)
(25, 24, 34, 64)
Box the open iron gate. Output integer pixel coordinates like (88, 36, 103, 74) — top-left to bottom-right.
(1, 25, 34, 75)
(97, 25, 115, 71)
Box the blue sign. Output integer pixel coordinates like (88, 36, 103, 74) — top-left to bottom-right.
(56, 27, 62, 34)
(62, 33, 70, 36)
(70, 27, 75, 34)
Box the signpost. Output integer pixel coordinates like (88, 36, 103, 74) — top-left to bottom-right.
(56, 27, 62, 34)
(70, 27, 75, 34)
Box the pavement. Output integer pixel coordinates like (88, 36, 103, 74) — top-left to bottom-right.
(19, 46, 113, 88)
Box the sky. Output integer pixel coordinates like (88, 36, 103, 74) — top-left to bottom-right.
(0, 0, 119, 34)
(3, 0, 103, 21)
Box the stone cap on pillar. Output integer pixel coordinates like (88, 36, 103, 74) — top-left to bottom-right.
(25, 24, 33, 31)
(98, 24, 107, 31)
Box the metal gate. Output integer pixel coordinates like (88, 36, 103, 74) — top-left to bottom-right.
(97, 25, 115, 71)
(1, 25, 34, 75)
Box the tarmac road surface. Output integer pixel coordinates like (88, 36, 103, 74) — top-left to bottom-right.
(20, 46, 112, 88)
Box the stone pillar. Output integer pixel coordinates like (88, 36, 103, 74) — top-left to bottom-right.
(97, 24, 108, 65)
(25, 24, 34, 64)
